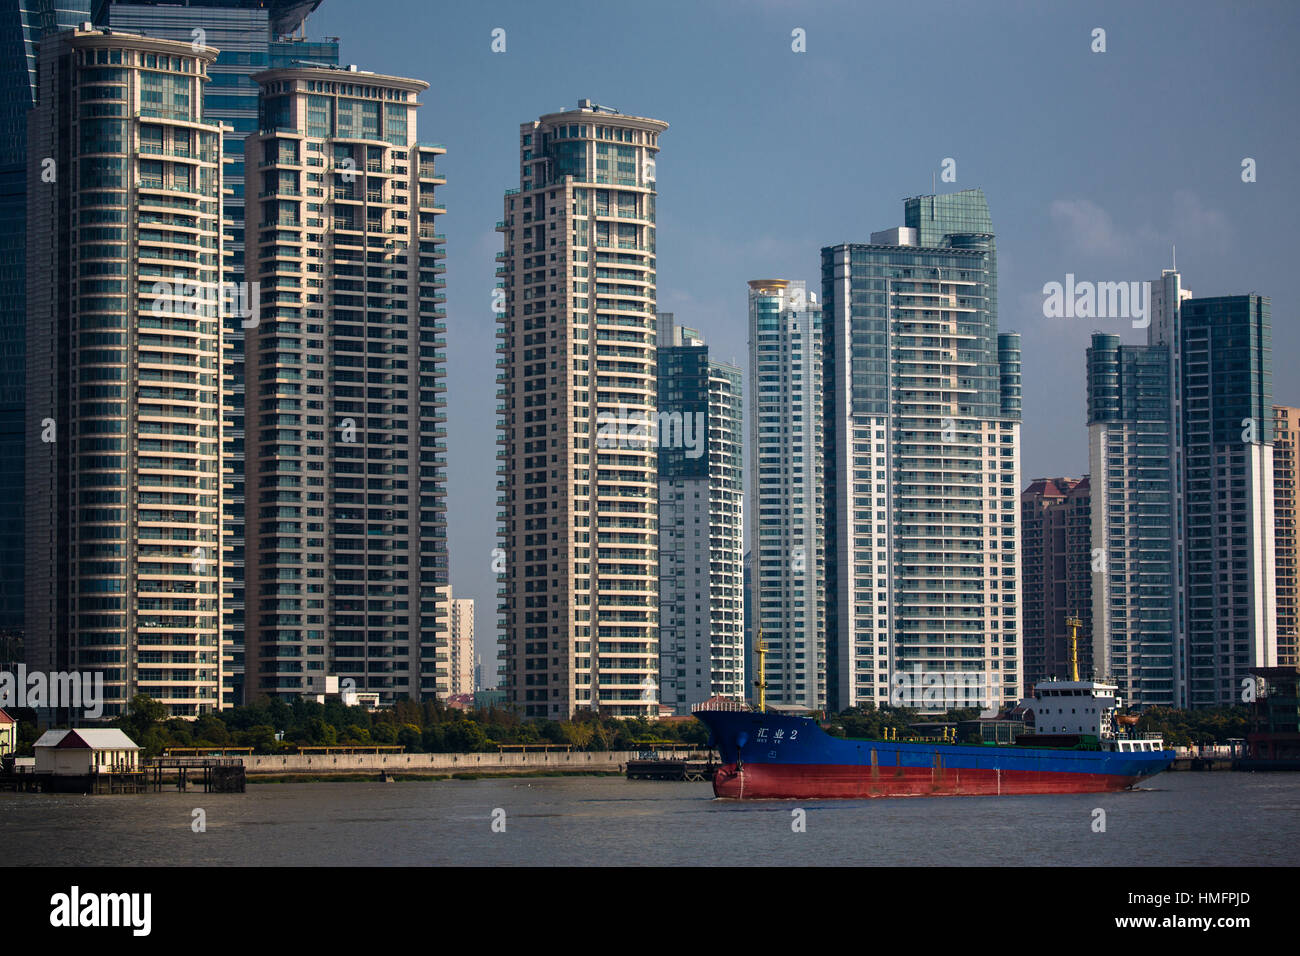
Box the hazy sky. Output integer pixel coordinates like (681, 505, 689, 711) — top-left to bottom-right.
(304, 0, 1300, 675)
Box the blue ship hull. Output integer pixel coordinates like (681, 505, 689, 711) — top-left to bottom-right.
(694, 709, 1174, 799)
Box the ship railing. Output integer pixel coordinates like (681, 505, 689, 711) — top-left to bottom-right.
(690, 699, 751, 713)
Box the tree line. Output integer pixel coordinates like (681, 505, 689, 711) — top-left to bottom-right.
(3, 695, 1251, 757)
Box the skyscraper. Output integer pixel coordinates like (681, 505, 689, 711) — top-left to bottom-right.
(1087, 332, 1178, 708)
(496, 100, 667, 719)
(26, 26, 225, 717)
(1275, 405, 1299, 667)
(450, 596, 474, 696)
(746, 280, 825, 710)
(0, 0, 94, 655)
(822, 189, 1023, 713)
(656, 314, 743, 713)
(1178, 293, 1276, 706)
(243, 63, 448, 705)
(1087, 271, 1277, 708)
(1020, 476, 1092, 690)
(95, 0, 338, 706)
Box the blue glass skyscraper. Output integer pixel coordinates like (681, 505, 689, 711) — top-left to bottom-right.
(0, 0, 93, 653)
(1088, 270, 1276, 708)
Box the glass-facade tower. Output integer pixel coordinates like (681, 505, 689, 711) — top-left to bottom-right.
(1178, 294, 1275, 706)
(0, 0, 93, 654)
(822, 189, 1023, 713)
(1087, 271, 1277, 708)
(657, 314, 743, 713)
(1086, 333, 1176, 706)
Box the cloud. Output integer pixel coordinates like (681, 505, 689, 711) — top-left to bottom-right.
(1047, 192, 1232, 259)
(1168, 189, 1231, 247)
(1048, 198, 1134, 256)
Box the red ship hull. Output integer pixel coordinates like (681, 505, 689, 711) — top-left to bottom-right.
(712, 762, 1145, 799)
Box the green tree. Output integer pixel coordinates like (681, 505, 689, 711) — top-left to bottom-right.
(238, 724, 278, 753)
(560, 721, 595, 750)
(304, 717, 337, 746)
(193, 714, 230, 746)
(421, 724, 447, 752)
(444, 720, 488, 753)
(341, 724, 371, 745)
(122, 694, 167, 741)
(397, 723, 423, 752)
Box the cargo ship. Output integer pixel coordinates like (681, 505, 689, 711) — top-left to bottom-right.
(692, 677, 1175, 800)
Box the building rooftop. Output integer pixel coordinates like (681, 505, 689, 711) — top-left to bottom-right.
(33, 729, 140, 750)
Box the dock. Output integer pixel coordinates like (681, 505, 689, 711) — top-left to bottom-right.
(625, 758, 716, 782)
(0, 757, 246, 794)
(146, 757, 247, 793)
(1169, 756, 1234, 771)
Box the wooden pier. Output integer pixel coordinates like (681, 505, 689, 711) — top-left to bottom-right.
(147, 757, 246, 793)
(0, 758, 246, 794)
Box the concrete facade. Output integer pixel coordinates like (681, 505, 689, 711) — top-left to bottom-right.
(1276, 405, 1299, 667)
(25, 28, 225, 718)
(496, 101, 667, 718)
(450, 596, 474, 696)
(1021, 477, 1092, 690)
(242, 65, 449, 704)
(240, 747, 706, 775)
(746, 280, 825, 710)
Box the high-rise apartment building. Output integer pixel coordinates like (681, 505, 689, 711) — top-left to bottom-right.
(1088, 271, 1276, 708)
(1275, 405, 1299, 667)
(822, 189, 1023, 713)
(496, 100, 667, 719)
(656, 314, 743, 714)
(95, 0, 338, 706)
(243, 64, 448, 705)
(450, 596, 474, 696)
(1178, 294, 1276, 706)
(1020, 476, 1092, 690)
(26, 26, 224, 717)
(746, 280, 825, 710)
(0, 0, 94, 654)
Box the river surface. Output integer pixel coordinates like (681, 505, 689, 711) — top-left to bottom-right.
(2, 771, 1297, 866)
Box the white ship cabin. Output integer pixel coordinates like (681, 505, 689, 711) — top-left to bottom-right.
(1031, 680, 1120, 737)
(1030, 680, 1164, 751)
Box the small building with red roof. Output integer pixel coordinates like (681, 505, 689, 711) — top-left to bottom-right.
(0, 708, 15, 756)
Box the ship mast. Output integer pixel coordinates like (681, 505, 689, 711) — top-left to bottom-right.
(1065, 613, 1081, 682)
(755, 630, 768, 713)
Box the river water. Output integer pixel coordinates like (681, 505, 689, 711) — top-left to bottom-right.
(1, 771, 1297, 866)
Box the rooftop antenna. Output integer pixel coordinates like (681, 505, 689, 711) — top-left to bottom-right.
(932, 170, 936, 194)
(1172, 244, 1176, 272)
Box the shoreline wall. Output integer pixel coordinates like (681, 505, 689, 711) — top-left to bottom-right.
(240, 749, 713, 775)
